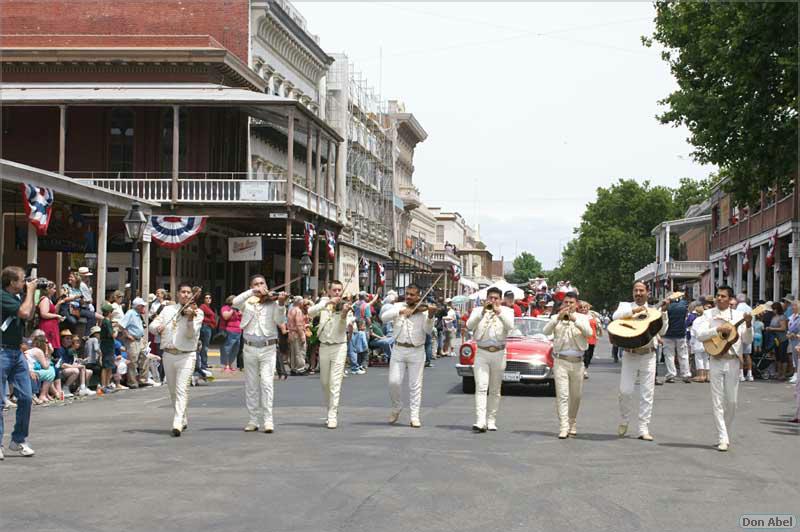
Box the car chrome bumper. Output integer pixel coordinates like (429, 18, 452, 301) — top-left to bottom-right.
(456, 364, 552, 381)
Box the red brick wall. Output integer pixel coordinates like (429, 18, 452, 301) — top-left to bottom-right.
(1, 107, 60, 171)
(682, 227, 709, 262)
(0, 0, 250, 63)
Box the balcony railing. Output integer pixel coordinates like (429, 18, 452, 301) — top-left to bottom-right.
(68, 171, 338, 220)
(635, 260, 709, 281)
(431, 249, 460, 265)
(711, 193, 796, 251)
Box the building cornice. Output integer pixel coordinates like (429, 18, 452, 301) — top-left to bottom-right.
(255, 9, 330, 85)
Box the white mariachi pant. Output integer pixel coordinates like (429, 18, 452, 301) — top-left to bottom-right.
(243, 343, 276, 426)
(618, 351, 656, 436)
(319, 342, 348, 423)
(163, 351, 195, 430)
(710, 355, 740, 444)
(388, 345, 426, 422)
(474, 348, 506, 427)
(553, 357, 584, 431)
(694, 349, 710, 371)
(662, 337, 691, 378)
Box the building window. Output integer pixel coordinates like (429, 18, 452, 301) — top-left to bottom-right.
(160, 108, 188, 173)
(436, 226, 444, 243)
(109, 108, 134, 172)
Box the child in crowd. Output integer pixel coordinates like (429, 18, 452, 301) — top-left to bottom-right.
(99, 304, 116, 395)
(25, 333, 55, 405)
(83, 326, 102, 377)
(113, 332, 129, 390)
(68, 336, 95, 397)
(348, 319, 368, 375)
(59, 332, 93, 397)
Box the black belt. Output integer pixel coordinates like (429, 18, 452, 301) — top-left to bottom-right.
(396, 342, 421, 348)
(244, 338, 278, 348)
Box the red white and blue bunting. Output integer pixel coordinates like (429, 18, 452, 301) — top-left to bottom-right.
(21, 184, 55, 236)
(359, 256, 370, 272)
(377, 263, 385, 286)
(148, 216, 206, 249)
(450, 263, 461, 282)
(324, 230, 336, 260)
(742, 241, 751, 272)
(722, 249, 730, 276)
(304, 222, 316, 255)
(766, 230, 778, 268)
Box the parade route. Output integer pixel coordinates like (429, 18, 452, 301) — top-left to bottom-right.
(2, 338, 797, 532)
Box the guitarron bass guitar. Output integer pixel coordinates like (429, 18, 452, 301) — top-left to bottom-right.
(608, 307, 664, 350)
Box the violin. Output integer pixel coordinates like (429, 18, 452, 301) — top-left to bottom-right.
(173, 286, 203, 323)
(414, 303, 437, 315)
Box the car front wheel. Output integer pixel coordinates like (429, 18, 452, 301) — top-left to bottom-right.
(462, 376, 475, 394)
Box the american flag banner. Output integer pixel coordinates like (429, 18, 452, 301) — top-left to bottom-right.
(304, 222, 316, 255)
(766, 230, 778, 268)
(148, 216, 206, 249)
(742, 241, 751, 272)
(377, 263, 385, 286)
(21, 184, 55, 236)
(324, 229, 336, 260)
(450, 263, 461, 281)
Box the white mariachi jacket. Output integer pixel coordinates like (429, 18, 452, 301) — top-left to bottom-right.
(149, 303, 203, 353)
(467, 306, 514, 348)
(232, 289, 286, 339)
(308, 297, 353, 344)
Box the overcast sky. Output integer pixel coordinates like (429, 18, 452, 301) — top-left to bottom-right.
(297, 1, 716, 268)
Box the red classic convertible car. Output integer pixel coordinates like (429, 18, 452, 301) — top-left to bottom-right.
(456, 317, 555, 395)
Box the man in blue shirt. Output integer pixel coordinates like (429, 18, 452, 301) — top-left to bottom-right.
(661, 295, 692, 384)
(119, 297, 147, 388)
(1, 266, 38, 459)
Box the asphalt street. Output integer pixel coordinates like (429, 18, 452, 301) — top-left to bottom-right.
(1, 338, 798, 532)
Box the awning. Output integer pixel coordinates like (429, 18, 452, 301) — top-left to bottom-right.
(0, 83, 343, 142)
(459, 277, 479, 290)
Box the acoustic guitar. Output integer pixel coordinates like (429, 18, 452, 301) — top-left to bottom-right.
(608, 306, 665, 350)
(702, 304, 766, 357)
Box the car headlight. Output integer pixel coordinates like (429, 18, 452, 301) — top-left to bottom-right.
(461, 346, 473, 357)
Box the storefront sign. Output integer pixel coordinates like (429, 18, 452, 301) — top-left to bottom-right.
(337, 245, 360, 296)
(228, 236, 262, 262)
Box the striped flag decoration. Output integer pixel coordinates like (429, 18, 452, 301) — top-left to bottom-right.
(742, 241, 751, 272)
(21, 184, 54, 235)
(148, 216, 206, 249)
(304, 222, 316, 255)
(766, 230, 778, 268)
(359, 256, 370, 272)
(324, 230, 336, 260)
(377, 263, 385, 286)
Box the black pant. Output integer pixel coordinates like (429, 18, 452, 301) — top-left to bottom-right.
(584, 344, 595, 368)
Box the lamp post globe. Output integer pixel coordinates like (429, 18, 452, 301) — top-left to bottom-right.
(300, 251, 312, 294)
(122, 202, 149, 299)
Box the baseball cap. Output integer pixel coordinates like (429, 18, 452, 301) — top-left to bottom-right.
(132, 297, 146, 308)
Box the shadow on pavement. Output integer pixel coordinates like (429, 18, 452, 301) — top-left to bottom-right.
(658, 442, 716, 451)
(434, 424, 477, 432)
(199, 427, 247, 432)
(572, 433, 619, 441)
(122, 428, 171, 436)
(351, 421, 395, 427)
(512, 430, 553, 438)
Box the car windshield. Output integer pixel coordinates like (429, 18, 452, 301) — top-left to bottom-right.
(509, 318, 547, 338)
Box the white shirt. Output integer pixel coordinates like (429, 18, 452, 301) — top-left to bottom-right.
(695, 306, 754, 358)
(308, 297, 353, 344)
(380, 303, 434, 347)
(467, 306, 514, 347)
(690, 313, 707, 353)
(612, 301, 669, 352)
(543, 313, 592, 355)
(149, 303, 203, 353)
(232, 289, 285, 339)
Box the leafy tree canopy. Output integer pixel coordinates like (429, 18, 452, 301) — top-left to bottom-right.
(645, 2, 798, 205)
(505, 251, 543, 284)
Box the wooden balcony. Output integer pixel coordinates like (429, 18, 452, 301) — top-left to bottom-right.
(711, 194, 796, 252)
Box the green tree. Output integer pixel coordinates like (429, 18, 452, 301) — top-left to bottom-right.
(505, 251, 543, 284)
(645, 2, 798, 204)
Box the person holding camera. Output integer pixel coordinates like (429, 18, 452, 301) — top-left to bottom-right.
(38, 281, 67, 353)
(1, 266, 39, 459)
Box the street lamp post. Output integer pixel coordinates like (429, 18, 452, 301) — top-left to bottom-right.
(123, 202, 148, 300)
(300, 251, 312, 295)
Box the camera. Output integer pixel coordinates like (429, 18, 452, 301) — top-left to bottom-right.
(24, 263, 49, 291)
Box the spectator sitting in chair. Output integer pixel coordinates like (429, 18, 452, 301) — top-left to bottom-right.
(60, 333, 94, 397)
(368, 317, 393, 363)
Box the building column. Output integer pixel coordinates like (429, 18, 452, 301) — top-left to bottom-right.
(305, 120, 313, 190)
(665, 225, 671, 262)
(709, 259, 715, 291)
(141, 239, 151, 305)
(791, 230, 800, 298)
(26, 224, 38, 267)
(170, 249, 178, 295)
(313, 231, 320, 298)
(171, 105, 180, 204)
(758, 244, 767, 301)
(96, 204, 108, 304)
(315, 129, 322, 213)
(284, 218, 292, 292)
(286, 108, 295, 206)
(746, 250, 754, 301)
(773, 238, 781, 302)
(325, 141, 333, 200)
(335, 142, 344, 223)
(735, 252, 743, 294)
